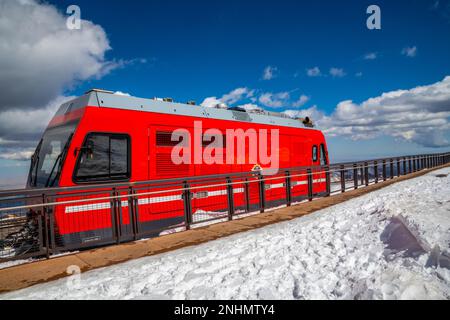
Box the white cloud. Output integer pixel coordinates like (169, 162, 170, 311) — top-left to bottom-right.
(1, 150, 35, 161)
(283, 105, 325, 121)
(114, 91, 131, 96)
(262, 66, 278, 80)
(317, 76, 450, 148)
(402, 46, 417, 57)
(221, 87, 254, 105)
(200, 97, 223, 108)
(0, 95, 75, 160)
(0, 0, 127, 111)
(201, 87, 254, 108)
(306, 67, 321, 77)
(258, 92, 290, 108)
(329, 68, 346, 78)
(292, 95, 310, 107)
(364, 52, 378, 60)
(235, 103, 263, 112)
(0, 1, 146, 161)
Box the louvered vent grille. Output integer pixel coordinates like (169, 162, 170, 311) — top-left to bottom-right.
(156, 153, 189, 177)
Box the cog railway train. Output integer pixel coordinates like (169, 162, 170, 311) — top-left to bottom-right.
(25, 89, 329, 246)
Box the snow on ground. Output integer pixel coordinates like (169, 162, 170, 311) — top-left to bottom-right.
(2, 168, 450, 300)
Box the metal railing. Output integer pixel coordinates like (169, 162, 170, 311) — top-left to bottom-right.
(0, 152, 449, 263)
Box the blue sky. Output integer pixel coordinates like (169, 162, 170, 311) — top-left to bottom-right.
(0, 0, 450, 187)
(49, 0, 450, 107)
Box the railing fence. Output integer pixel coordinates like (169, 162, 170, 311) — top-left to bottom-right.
(0, 152, 449, 263)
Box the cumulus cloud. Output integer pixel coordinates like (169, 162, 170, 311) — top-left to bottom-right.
(292, 95, 310, 107)
(262, 66, 278, 80)
(402, 46, 417, 57)
(258, 92, 290, 108)
(317, 76, 450, 148)
(329, 67, 346, 78)
(200, 87, 254, 108)
(221, 87, 254, 105)
(0, 0, 125, 111)
(306, 67, 321, 77)
(0, 0, 142, 161)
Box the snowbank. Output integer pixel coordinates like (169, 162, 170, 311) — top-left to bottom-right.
(2, 168, 450, 300)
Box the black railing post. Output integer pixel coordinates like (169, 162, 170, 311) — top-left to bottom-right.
(408, 157, 412, 174)
(353, 164, 358, 190)
(390, 159, 394, 179)
(340, 165, 346, 193)
(244, 177, 250, 212)
(374, 161, 378, 183)
(307, 168, 313, 201)
(382, 160, 387, 181)
(403, 157, 407, 175)
(285, 171, 292, 206)
(364, 162, 369, 186)
(413, 156, 416, 172)
(128, 187, 138, 240)
(182, 181, 192, 230)
(325, 166, 331, 196)
(41, 194, 50, 259)
(360, 166, 364, 185)
(110, 188, 120, 244)
(226, 177, 235, 221)
(397, 158, 401, 177)
(258, 173, 266, 213)
(114, 189, 122, 244)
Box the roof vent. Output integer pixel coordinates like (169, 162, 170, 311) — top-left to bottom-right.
(187, 100, 196, 105)
(214, 103, 228, 109)
(300, 117, 314, 128)
(227, 106, 247, 113)
(163, 97, 173, 102)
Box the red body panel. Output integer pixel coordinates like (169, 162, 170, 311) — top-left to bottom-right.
(51, 106, 328, 237)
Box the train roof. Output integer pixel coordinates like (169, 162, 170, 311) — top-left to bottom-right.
(57, 89, 318, 130)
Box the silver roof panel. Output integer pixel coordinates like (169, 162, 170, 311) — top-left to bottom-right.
(74, 90, 316, 130)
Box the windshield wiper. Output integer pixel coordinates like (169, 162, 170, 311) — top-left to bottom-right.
(28, 139, 43, 187)
(45, 133, 74, 188)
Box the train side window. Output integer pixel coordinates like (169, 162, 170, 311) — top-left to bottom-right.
(320, 144, 327, 165)
(74, 133, 130, 183)
(312, 145, 318, 162)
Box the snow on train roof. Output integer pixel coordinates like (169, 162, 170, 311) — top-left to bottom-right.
(61, 89, 316, 130)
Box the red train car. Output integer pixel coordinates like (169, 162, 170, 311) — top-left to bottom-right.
(26, 89, 329, 246)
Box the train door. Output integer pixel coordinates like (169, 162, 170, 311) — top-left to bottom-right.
(312, 143, 327, 195)
(127, 126, 188, 237)
(290, 136, 308, 202)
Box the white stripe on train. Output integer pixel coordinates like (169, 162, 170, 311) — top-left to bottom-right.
(64, 179, 326, 214)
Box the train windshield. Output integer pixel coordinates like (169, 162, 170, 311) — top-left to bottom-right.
(28, 122, 77, 188)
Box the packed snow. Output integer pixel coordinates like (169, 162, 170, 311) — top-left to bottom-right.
(2, 168, 450, 300)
